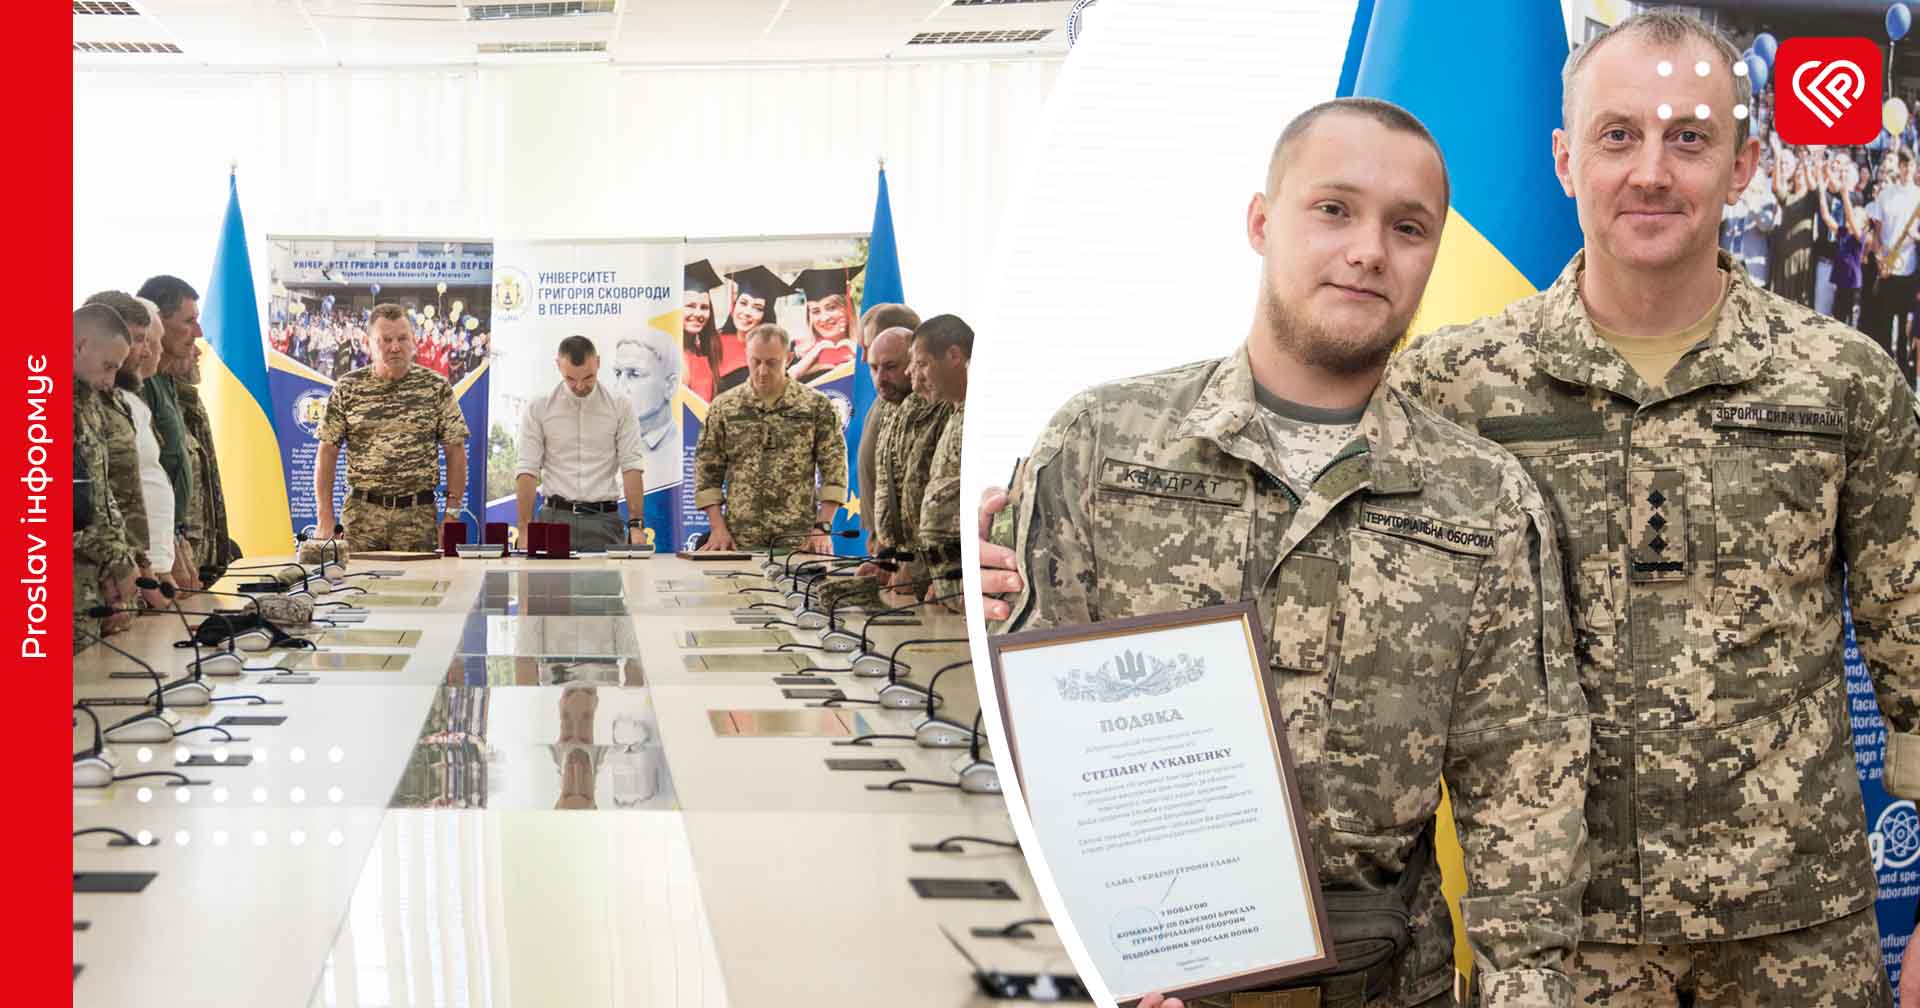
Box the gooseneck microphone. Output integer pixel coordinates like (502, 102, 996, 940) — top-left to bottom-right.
(865, 710, 997, 794)
(911, 660, 976, 747)
(73, 704, 113, 788)
(75, 628, 184, 743)
(147, 582, 231, 693)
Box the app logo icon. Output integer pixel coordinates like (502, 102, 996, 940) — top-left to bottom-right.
(1776, 38, 1882, 144)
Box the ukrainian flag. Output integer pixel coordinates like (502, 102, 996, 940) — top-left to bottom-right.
(1342, 0, 1582, 976)
(833, 165, 906, 557)
(199, 169, 293, 556)
(1345, 0, 1582, 334)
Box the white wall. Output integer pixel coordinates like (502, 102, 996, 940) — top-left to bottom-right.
(73, 58, 1060, 323)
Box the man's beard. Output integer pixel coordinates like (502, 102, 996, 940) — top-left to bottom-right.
(162, 349, 200, 384)
(1261, 288, 1403, 377)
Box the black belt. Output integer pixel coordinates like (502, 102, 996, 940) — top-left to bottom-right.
(545, 495, 620, 515)
(352, 488, 435, 509)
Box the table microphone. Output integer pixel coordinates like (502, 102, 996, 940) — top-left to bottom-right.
(954, 709, 1000, 794)
(73, 703, 195, 790)
(865, 710, 997, 794)
(75, 628, 180, 743)
(72, 704, 116, 788)
(147, 582, 236, 689)
(911, 660, 976, 748)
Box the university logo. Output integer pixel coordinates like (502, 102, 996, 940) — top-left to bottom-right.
(495, 266, 532, 322)
(1056, 649, 1205, 703)
(292, 388, 329, 438)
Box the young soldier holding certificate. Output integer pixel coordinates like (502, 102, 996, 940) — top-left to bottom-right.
(991, 99, 1591, 1008)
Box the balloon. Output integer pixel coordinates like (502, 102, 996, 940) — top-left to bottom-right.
(1745, 50, 1769, 93)
(370, 283, 382, 297)
(1753, 32, 1777, 67)
(1893, 3, 1912, 42)
(449, 299, 464, 317)
(436, 282, 448, 295)
(464, 316, 479, 331)
(422, 304, 436, 319)
(289, 301, 304, 316)
(1888, 97, 1911, 138)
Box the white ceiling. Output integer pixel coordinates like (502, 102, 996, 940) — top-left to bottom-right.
(72, 0, 1075, 68)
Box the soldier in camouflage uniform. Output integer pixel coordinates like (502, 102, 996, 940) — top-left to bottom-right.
(136, 275, 201, 587)
(820, 325, 916, 616)
(1386, 14, 1916, 1006)
(996, 101, 1591, 1008)
(175, 355, 240, 581)
(81, 293, 154, 592)
(892, 370, 954, 591)
(912, 315, 970, 607)
(316, 304, 470, 552)
(73, 306, 137, 649)
(692, 324, 849, 555)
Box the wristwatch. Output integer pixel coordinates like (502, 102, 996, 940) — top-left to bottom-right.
(626, 518, 645, 529)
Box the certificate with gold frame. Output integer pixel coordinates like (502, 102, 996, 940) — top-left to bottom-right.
(987, 602, 1333, 1005)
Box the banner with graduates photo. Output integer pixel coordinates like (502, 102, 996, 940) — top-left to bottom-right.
(677, 235, 868, 552)
(263, 235, 493, 538)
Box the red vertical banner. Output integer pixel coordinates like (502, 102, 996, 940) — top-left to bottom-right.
(20, 2, 72, 999)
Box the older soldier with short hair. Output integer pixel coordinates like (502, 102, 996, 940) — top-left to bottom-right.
(692, 324, 848, 554)
(856, 302, 922, 549)
(139, 274, 241, 583)
(910, 314, 971, 606)
(1390, 12, 1920, 1006)
(315, 303, 470, 552)
(135, 275, 200, 587)
(818, 323, 920, 616)
(515, 335, 647, 551)
(73, 305, 137, 648)
(997, 97, 1590, 1008)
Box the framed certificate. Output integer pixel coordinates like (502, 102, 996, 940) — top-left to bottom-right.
(987, 603, 1334, 1005)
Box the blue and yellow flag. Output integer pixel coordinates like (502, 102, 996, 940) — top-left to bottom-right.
(1345, 0, 1582, 334)
(833, 166, 905, 556)
(1341, 0, 1581, 975)
(199, 169, 293, 556)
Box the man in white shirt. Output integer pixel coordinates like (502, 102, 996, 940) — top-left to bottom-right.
(129, 295, 178, 609)
(515, 335, 648, 551)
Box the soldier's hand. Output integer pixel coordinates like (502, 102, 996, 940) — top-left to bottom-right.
(1900, 932, 1920, 1008)
(1137, 995, 1183, 1008)
(856, 561, 883, 579)
(514, 525, 528, 551)
(316, 509, 337, 541)
(805, 532, 834, 557)
(144, 575, 175, 612)
(102, 573, 136, 633)
(703, 528, 735, 552)
(627, 526, 649, 547)
(172, 537, 201, 591)
(977, 486, 1022, 622)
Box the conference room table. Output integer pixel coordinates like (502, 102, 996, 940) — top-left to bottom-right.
(71, 551, 1072, 1007)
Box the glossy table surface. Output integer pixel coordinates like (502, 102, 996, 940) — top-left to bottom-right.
(72, 554, 1055, 1007)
